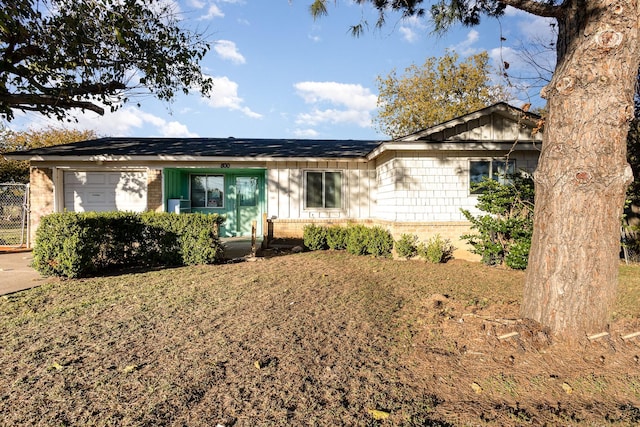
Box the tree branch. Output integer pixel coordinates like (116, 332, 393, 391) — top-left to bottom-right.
(499, 0, 563, 18)
(66, 81, 127, 97)
(0, 93, 105, 115)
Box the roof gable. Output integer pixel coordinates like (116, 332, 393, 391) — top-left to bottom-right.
(397, 102, 543, 143)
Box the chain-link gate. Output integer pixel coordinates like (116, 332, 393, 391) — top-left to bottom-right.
(0, 183, 29, 247)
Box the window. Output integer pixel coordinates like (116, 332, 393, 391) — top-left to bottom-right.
(469, 159, 515, 193)
(305, 171, 342, 209)
(191, 175, 224, 208)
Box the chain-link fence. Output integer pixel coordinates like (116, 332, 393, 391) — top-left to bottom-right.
(0, 183, 29, 247)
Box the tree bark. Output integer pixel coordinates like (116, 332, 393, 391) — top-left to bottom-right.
(521, 0, 638, 339)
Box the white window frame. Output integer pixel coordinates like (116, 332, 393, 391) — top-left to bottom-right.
(304, 170, 343, 209)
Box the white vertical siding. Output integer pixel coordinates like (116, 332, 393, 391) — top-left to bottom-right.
(266, 160, 375, 220)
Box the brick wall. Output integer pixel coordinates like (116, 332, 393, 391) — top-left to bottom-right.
(146, 168, 163, 212)
(29, 167, 54, 245)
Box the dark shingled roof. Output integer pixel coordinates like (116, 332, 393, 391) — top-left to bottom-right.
(15, 137, 386, 159)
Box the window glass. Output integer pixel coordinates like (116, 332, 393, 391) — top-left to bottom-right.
(324, 172, 341, 208)
(306, 172, 324, 208)
(469, 160, 515, 193)
(492, 161, 515, 185)
(305, 171, 342, 209)
(191, 175, 224, 208)
(237, 177, 257, 207)
(470, 161, 490, 189)
(191, 175, 206, 207)
(207, 176, 224, 207)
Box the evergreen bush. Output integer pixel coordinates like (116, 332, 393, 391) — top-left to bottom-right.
(395, 234, 419, 259)
(303, 224, 327, 251)
(417, 234, 454, 263)
(33, 211, 224, 278)
(345, 224, 371, 255)
(460, 175, 534, 269)
(366, 226, 394, 257)
(326, 225, 348, 250)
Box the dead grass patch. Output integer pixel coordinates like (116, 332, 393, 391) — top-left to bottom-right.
(1, 252, 639, 426)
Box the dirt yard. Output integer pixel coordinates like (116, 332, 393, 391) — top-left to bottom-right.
(1, 251, 640, 426)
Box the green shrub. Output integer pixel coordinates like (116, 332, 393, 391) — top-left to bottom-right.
(141, 212, 223, 265)
(326, 225, 348, 250)
(461, 175, 534, 269)
(303, 224, 327, 251)
(33, 211, 224, 278)
(345, 224, 370, 255)
(366, 226, 394, 257)
(33, 212, 99, 278)
(395, 234, 418, 259)
(417, 234, 454, 263)
(505, 239, 531, 270)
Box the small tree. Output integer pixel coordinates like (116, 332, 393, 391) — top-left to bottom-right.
(1, 127, 97, 183)
(374, 50, 507, 138)
(461, 175, 535, 270)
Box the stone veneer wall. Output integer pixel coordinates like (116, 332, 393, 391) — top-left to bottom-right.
(29, 167, 55, 245)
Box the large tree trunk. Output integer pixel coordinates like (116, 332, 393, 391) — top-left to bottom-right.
(521, 1, 638, 340)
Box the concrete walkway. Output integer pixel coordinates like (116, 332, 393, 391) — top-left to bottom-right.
(221, 237, 260, 260)
(0, 251, 46, 296)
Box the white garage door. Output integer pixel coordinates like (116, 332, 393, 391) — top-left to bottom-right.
(64, 171, 148, 213)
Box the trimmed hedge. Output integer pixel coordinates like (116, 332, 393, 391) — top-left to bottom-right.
(303, 224, 327, 251)
(302, 223, 394, 258)
(33, 211, 225, 278)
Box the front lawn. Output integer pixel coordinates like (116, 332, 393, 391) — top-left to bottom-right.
(1, 252, 639, 426)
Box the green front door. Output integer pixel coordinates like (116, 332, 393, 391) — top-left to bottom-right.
(235, 176, 260, 236)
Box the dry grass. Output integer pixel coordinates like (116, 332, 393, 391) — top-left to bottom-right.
(1, 251, 640, 426)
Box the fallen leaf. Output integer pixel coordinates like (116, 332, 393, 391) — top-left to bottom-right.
(471, 382, 483, 394)
(562, 382, 573, 395)
(123, 365, 138, 374)
(367, 408, 390, 420)
(254, 360, 261, 369)
(49, 362, 64, 371)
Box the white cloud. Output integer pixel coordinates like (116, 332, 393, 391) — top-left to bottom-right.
(399, 26, 418, 43)
(188, 0, 205, 8)
(490, 46, 521, 72)
(502, 6, 555, 44)
(294, 81, 377, 128)
(214, 40, 246, 64)
(86, 108, 199, 137)
(202, 76, 262, 118)
(517, 15, 556, 43)
(296, 109, 372, 127)
(11, 105, 198, 137)
(399, 15, 427, 43)
(451, 29, 481, 56)
(199, 4, 224, 19)
(292, 128, 320, 138)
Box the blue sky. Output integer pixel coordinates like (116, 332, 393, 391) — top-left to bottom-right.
(8, 0, 555, 140)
